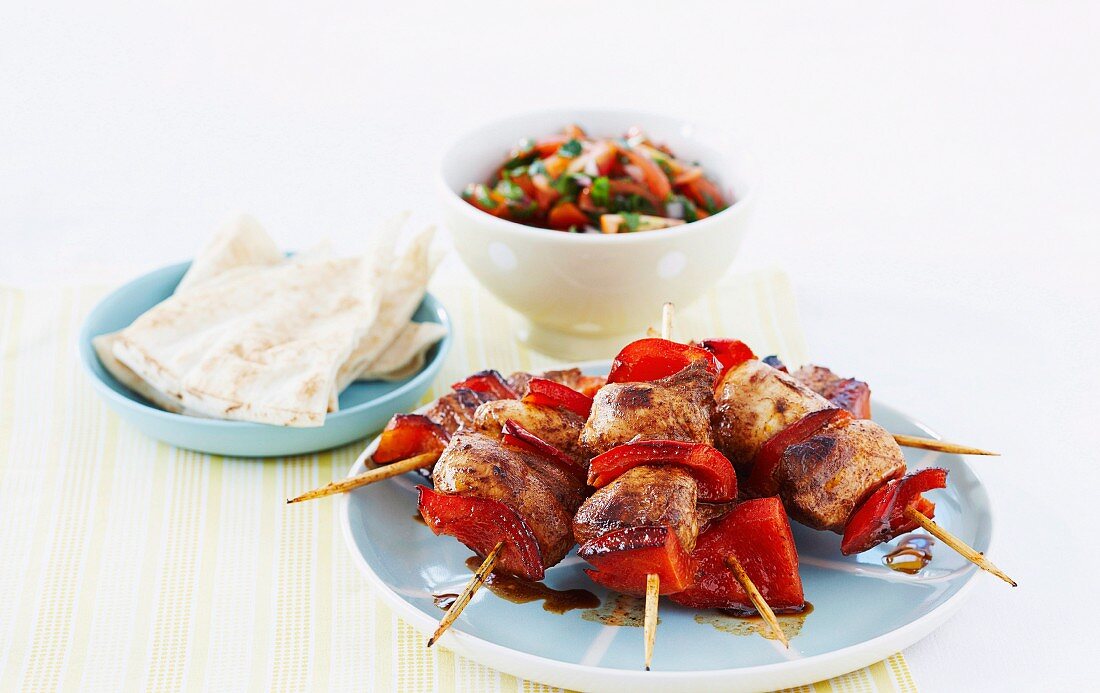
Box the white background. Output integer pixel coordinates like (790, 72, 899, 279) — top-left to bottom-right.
(2, 1, 1097, 689)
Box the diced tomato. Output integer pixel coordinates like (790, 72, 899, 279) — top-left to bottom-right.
(522, 377, 593, 418)
(621, 148, 672, 201)
(579, 526, 695, 595)
(533, 135, 570, 158)
(509, 174, 538, 200)
(606, 338, 721, 384)
(417, 486, 545, 580)
(546, 201, 589, 230)
(746, 409, 853, 497)
(451, 370, 517, 400)
(841, 468, 949, 555)
(500, 420, 585, 483)
(590, 141, 618, 175)
(543, 155, 569, 179)
(588, 440, 737, 502)
(698, 339, 756, 381)
(673, 168, 703, 186)
(607, 179, 661, 210)
(678, 176, 726, 213)
(670, 497, 805, 613)
(372, 414, 450, 464)
(530, 174, 560, 212)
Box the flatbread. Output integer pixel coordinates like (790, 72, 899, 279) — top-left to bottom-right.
(176, 214, 282, 293)
(112, 256, 383, 427)
(357, 321, 448, 382)
(333, 222, 437, 395)
(93, 332, 197, 415)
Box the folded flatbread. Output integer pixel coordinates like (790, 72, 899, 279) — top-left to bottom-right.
(111, 256, 382, 426)
(356, 321, 448, 382)
(176, 214, 282, 293)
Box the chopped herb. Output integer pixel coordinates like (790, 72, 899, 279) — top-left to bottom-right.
(468, 184, 496, 209)
(496, 179, 525, 202)
(621, 212, 641, 232)
(667, 194, 698, 222)
(557, 138, 583, 158)
(526, 159, 548, 177)
(702, 193, 720, 215)
(611, 193, 655, 214)
(551, 173, 581, 200)
(590, 176, 610, 207)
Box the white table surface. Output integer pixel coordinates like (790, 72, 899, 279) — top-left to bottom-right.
(2, 1, 1097, 689)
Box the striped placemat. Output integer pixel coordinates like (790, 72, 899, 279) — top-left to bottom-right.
(0, 267, 918, 692)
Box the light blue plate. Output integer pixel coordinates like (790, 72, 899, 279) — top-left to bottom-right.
(78, 260, 452, 458)
(341, 364, 995, 692)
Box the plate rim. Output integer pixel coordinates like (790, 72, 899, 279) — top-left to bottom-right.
(339, 362, 993, 691)
(76, 259, 454, 430)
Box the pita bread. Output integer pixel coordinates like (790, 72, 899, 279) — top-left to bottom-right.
(176, 214, 282, 293)
(333, 224, 436, 395)
(112, 256, 382, 427)
(357, 321, 448, 382)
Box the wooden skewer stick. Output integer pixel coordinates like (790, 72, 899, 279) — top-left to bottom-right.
(892, 434, 998, 456)
(643, 573, 659, 671)
(661, 302, 675, 343)
(904, 507, 1016, 587)
(725, 555, 788, 647)
(427, 541, 504, 647)
(286, 451, 440, 504)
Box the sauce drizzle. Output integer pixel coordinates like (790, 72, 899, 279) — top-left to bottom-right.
(883, 534, 935, 574)
(430, 556, 599, 615)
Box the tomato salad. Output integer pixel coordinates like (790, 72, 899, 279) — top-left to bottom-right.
(461, 124, 730, 234)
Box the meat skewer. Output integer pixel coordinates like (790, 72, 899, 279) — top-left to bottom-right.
(573, 305, 798, 667)
(770, 359, 998, 457)
(699, 337, 1015, 585)
(287, 368, 597, 503)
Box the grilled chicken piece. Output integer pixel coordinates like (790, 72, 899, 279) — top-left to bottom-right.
(792, 365, 872, 419)
(472, 399, 586, 463)
(425, 388, 496, 435)
(774, 418, 906, 532)
(432, 430, 586, 567)
(581, 360, 716, 456)
(713, 359, 832, 474)
(573, 466, 700, 553)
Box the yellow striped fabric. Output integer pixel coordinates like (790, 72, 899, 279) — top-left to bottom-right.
(0, 269, 918, 692)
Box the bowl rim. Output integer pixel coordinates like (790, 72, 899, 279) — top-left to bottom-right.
(77, 259, 453, 430)
(437, 106, 757, 245)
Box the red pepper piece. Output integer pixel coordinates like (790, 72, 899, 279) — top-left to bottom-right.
(417, 486, 546, 580)
(745, 409, 853, 497)
(698, 339, 756, 381)
(606, 338, 720, 384)
(588, 440, 737, 503)
(670, 497, 805, 613)
(372, 414, 450, 464)
(841, 468, 949, 555)
(578, 526, 695, 595)
(500, 420, 586, 483)
(451, 369, 518, 400)
(825, 378, 872, 420)
(522, 377, 593, 418)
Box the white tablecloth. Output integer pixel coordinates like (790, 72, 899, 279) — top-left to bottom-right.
(2, 2, 1096, 689)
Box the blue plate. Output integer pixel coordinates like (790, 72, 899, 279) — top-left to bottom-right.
(341, 363, 995, 692)
(78, 260, 452, 457)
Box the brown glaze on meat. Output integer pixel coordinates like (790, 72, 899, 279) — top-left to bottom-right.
(581, 360, 716, 456)
(432, 430, 587, 567)
(425, 388, 496, 435)
(696, 501, 736, 531)
(713, 359, 832, 474)
(472, 399, 586, 463)
(792, 365, 872, 419)
(573, 466, 700, 553)
(774, 418, 906, 532)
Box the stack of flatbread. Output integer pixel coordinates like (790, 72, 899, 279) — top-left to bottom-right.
(93, 214, 446, 427)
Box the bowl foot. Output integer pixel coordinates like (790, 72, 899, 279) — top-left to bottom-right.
(518, 321, 639, 360)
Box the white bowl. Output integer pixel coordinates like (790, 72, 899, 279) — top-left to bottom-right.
(438, 108, 755, 359)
